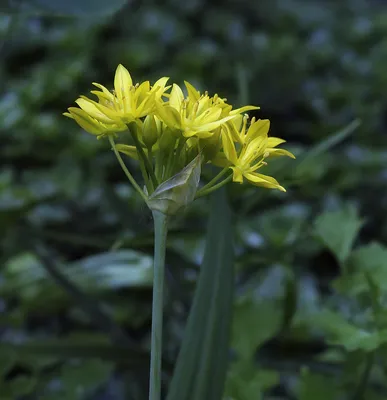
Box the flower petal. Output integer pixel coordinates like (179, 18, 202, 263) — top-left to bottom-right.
(231, 166, 244, 183)
(230, 105, 260, 115)
(194, 114, 236, 133)
(115, 144, 139, 160)
(245, 119, 270, 143)
(76, 98, 116, 123)
(267, 137, 286, 148)
(152, 77, 170, 96)
(221, 124, 238, 164)
(169, 84, 185, 111)
(65, 108, 105, 135)
(184, 81, 201, 102)
(156, 104, 182, 129)
(244, 172, 286, 191)
(266, 148, 296, 158)
(114, 64, 133, 112)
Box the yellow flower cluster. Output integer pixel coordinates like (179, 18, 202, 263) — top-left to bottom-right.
(64, 64, 294, 209)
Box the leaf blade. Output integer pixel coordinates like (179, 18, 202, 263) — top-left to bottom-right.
(167, 189, 234, 400)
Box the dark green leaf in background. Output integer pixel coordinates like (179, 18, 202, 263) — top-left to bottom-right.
(0, 0, 129, 17)
(314, 204, 363, 264)
(297, 369, 340, 400)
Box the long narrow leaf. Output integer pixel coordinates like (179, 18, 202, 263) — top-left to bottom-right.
(167, 189, 234, 400)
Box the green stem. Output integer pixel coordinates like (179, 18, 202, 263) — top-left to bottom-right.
(164, 138, 178, 180)
(108, 136, 148, 203)
(198, 168, 229, 194)
(195, 174, 233, 199)
(128, 123, 159, 189)
(352, 351, 375, 400)
(149, 211, 169, 400)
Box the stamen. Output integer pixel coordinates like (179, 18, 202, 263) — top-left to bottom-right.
(192, 101, 199, 116)
(242, 114, 248, 137)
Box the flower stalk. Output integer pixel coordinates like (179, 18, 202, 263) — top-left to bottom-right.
(149, 210, 169, 400)
(128, 122, 158, 191)
(108, 136, 148, 202)
(195, 174, 233, 199)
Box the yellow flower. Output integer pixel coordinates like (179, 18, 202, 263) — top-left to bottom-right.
(156, 81, 258, 139)
(218, 117, 295, 191)
(63, 105, 127, 138)
(65, 65, 169, 131)
(64, 63, 295, 207)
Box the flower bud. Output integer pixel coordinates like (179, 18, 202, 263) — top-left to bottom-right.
(143, 115, 159, 149)
(158, 128, 176, 153)
(147, 154, 202, 215)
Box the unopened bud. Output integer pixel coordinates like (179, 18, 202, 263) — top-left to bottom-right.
(159, 128, 176, 152)
(147, 154, 202, 215)
(143, 115, 159, 148)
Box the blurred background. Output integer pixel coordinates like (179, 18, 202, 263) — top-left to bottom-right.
(2, 0, 387, 398)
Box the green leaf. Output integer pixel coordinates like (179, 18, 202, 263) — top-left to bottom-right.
(0, 375, 37, 399)
(1, 250, 153, 305)
(298, 369, 340, 400)
(0, 0, 129, 17)
(9, 335, 148, 365)
(334, 242, 387, 296)
(314, 204, 363, 264)
(232, 296, 283, 359)
(295, 119, 361, 179)
(312, 310, 387, 352)
(0, 345, 16, 378)
(60, 359, 113, 398)
(167, 190, 234, 400)
(224, 359, 278, 400)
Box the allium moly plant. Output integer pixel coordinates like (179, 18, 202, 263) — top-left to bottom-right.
(64, 64, 295, 400)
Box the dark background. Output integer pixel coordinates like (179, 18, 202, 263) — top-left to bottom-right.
(2, 0, 387, 398)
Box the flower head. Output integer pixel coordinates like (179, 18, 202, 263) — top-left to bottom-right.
(156, 81, 258, 139)
(64, 65, 169, 133)
(215, 116, 295, 191)
(64, 64, 295, 214)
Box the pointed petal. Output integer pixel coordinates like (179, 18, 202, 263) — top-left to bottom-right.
(66, 108, 104, 135)
(63, 112, 74, 119)
(156, 104, 182, 129)
(76, 97, 116, 123)
(114, 64, 133, 111)
(267, 137, 286, 148)
(92, 83, 115, 100)
(246, 119, 270, 143)
(266, 148, 296, 158)
(230, 105, 260, 115)
(194, 114, 236, 133)
(184, 81, 201, 102)
(152, 77, 170, 96)
(240, 135, 267, 165)
(224, 119, 243, 143)
(169, 84, 185, 110)
(183, 129, 213, 139)
(134, 81, 151, 104)
(115, 144, 139, 160)
(194, 107, 222, 125)
(244, 172, 286, 191)
(221, 125, 238, 164)
(90, 90, 114, 104)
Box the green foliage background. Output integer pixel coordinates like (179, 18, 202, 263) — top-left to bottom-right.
(2, 0, 387, 398)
